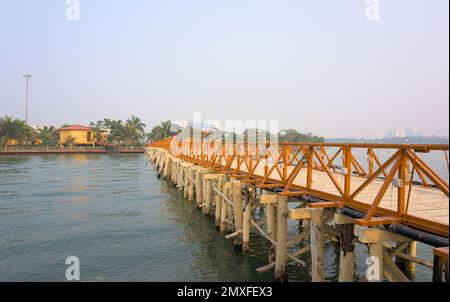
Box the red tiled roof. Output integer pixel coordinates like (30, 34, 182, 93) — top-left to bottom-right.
(59, 125, 93, 131)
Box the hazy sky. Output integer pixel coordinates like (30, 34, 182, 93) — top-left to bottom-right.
(0, 0, 448, 138)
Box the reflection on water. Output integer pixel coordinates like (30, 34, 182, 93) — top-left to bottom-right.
(0, 154, 433, 281)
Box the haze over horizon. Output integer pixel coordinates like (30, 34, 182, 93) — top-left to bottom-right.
(0, 0, 448, 138)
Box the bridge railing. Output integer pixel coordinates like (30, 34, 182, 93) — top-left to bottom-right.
(150, 139, 449, 236)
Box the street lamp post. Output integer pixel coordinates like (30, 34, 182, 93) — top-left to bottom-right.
(23, 74, 32, 124)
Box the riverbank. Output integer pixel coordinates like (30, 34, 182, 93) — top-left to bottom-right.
(0, 148, 144, 155)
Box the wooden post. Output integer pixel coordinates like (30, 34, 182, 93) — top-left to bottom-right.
(214, 174, 225, 227)
(263, 190, 277, 263)
(359, 229, 414, 282)
(368, 242, 384, 282)
(171, 160, 177, 184)
(203, 178, 212, 215)
(195, 168, 202, 207)
(396, 241, 417, 277)
(242, 188, 251, 255)
(232, 181, 243, 249)
(202, 172, 207, 204)
(335, 213, 355, 282)
(310, 208, 324, 282)
(163, 154, 170, 179)
(220, 182, 229, 232)
(172, 161, 178, 185)
(187, 166, 194, 201)
(178, 162, 184, 192)
(406, 241, 417, 273)
(274, 195, 288, 281)
(432, 247, 449, 282)
(339, 224, 355, 282)
(183, 165, 189, 199)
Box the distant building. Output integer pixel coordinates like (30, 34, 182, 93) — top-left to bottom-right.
(385, 128, 422, 138)
(59, 125, 95, 146)
(404, 128, 414, 137)
(384, 131, 394, 138)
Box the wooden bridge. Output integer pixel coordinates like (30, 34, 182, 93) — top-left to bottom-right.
(146, 139, 449, 282)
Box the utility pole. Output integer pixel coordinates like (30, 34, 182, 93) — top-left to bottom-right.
(23, 74, 32, 124)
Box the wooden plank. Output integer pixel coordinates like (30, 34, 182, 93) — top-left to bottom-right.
(358, 229, 411, 244)
(308, 201, 339, 209)
(434, 247, 449, 259)
(335, 213, 354, 225)
(260, 195, 278, 204)
(279, 191, 308, 196)
(354, 216, 400, 227)
(289, 208, 311, 220)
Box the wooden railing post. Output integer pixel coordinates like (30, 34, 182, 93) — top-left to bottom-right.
(306, 146, 314, 190)
(397, 149, 407, 216)
(282, 144, 287, 183)
(368, 148, 374, 177)
(344, 146, 352, 198)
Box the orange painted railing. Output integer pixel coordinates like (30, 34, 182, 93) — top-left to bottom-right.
(149, 139, 449, 237)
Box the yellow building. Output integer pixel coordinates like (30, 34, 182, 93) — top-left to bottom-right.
(59, 125, 96, 146)
(6, 138, 42, 146)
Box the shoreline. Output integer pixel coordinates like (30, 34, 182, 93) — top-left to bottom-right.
(0, 149, 145, 155)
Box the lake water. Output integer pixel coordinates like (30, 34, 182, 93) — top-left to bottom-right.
(0, 154, 434, 281)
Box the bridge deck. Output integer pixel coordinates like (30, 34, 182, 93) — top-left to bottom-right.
(228, 160, 449, 231)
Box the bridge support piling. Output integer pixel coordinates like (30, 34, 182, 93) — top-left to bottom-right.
(195, 168, 202, 207)
(220, 181, 230, 232)
(396, 241, 417, 277)
(163, 154, 171, 179)
(232, 181, 243, 249)
(274, 195, 288, 281)
(187, 166, 195, 201)
(214, 174, 225, 228)
(183, 165, 189, 199)
(262, 190, 277, 263)
(432, 247, 449, 282)
(368, 242, 384, 282)
(203, 176, 213, 215)
(178, 162, 184, 192)
(335, 213, 355, 282)
(242, 187, 251, 255)
(227, 182, 234, 232)
(310, 208, 325, 282)
(171, 160, 176, 183)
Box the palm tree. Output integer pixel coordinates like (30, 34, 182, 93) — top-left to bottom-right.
(0, 116, 33, 149)
(90, 120, 107, 145)
(127, 116, 146, 134)
(64, 135, 77, 150)
(146, 120, 181, 142)
(125, 116, 146, 146)
(107, 120, 125, 144)
(38, 126, 59, 146)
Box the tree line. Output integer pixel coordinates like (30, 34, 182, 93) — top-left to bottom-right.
(0, 115, 149, 148)
(145, 122, 324, 143)
(0, 115, 324, 149)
